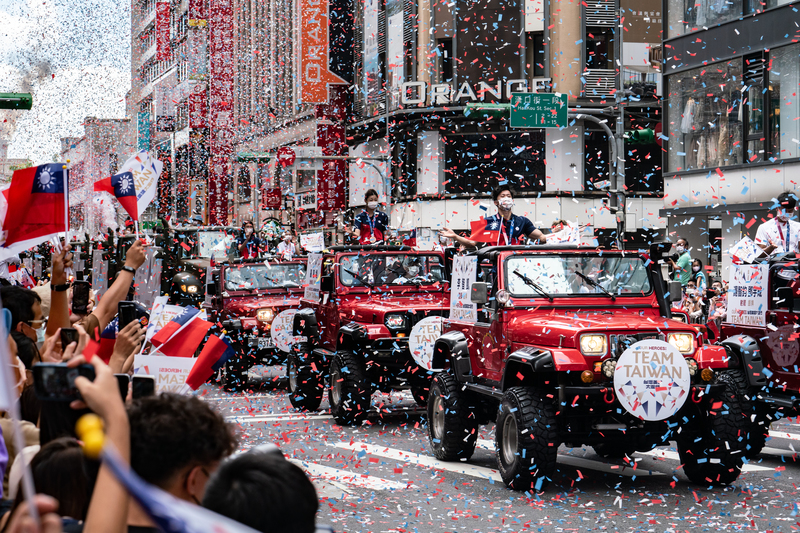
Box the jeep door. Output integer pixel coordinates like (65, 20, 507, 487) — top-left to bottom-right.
(761, 264, 800, 382)
(472, 260, 505, 378)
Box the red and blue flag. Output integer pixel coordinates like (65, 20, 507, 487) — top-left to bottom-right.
(2, 163, 67, 248)
(151, 306, 212, 357)
(94, 171, 139, 221)
(185, 335, 234, 390)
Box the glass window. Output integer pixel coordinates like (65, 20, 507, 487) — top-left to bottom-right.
(339, 254, 444, 287)
(224, 263, 307, 291)
(504, 254, 652, 297)
(665, 60, 744, 172)
(769, 45, 800, 160)
(666, 0, 744, 38)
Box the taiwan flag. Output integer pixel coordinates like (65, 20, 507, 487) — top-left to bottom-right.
(94, 171, 139, 220)
(151, 306, 212, 358)
(2, 164, 67, 249)
(185, 335, 234, 390)
(469, 217, 502, 244)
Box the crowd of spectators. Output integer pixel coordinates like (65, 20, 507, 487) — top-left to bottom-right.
(0, 240, 321, 533)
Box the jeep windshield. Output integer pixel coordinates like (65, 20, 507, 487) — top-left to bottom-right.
(505, 254, 652, 297)
(196, 231, 237, 261)
(225, 263, 306, 291)
(339, 253, 444, 287)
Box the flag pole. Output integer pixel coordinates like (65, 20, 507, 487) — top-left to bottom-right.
(62, 164, 69, 243)
(135, 220, 140, 241)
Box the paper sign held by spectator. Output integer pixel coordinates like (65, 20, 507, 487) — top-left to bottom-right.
(547, 222, 581, 244)
(304, 253, 323, 302)
(729, 236, 763, 264)
(414, 228, 435, 251)
(134, 354, 196, 394)
(300, 232, 325, 252)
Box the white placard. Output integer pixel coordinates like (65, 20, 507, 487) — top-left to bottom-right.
(300, 232, 325, 252)
(613, 340, 691, 421)
(134, 354, 195, 394)
(728, 236, 764, 264)
(270, 309, 306, 353)
(304, 253, 323, 302)
(728, 264, 769, 327)
(409, 316, 444, 370)
(449, 255, 477, 322)
(414, 228, 435, 251)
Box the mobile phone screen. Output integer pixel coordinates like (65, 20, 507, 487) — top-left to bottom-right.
(115, 374, 130, 400)
(60, 328, 79, 349)
(33, 363, 96, 402)
(132, 375, 156, 399)
(72, 281, 91, 315)
(118, 301, 137, 330)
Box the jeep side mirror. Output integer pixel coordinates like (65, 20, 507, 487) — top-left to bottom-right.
(667, 281, 682, 303)
(471, 282, 488, 304)
(207, 281, 217, 296)
(649, 240, 672, 262)
(776, 286, 795, 310)
(320, 274, 334, 293)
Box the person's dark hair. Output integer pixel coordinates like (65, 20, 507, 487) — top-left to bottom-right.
(492, 184, 515, 202)
(10, 438, 99, 521)
(11, 331, 38, 370)
(364, 188, 379, 202)
(202, 449, 318, 533)
(129, 393, 237, 488)
(19, 384, 40, 425)
(777, 191, 798, 211)
(0, 286, 41, 331)
(676, 236, 689, 247)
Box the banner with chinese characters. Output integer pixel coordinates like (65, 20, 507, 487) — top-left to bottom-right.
(449, 255, 477, 322)
(728, 264, 769, 327)
(156, 1, 171, 61)
(209, 0, 234, 156)
(300, 0, 346, 103)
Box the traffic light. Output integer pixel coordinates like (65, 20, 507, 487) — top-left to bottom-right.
(0, 93, 33, 110)
(625, 128, 655, 145)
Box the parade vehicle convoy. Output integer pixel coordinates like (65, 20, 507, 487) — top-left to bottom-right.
(427, 243, 752, 490)
(288, 245, 450, 425)
(716, 252, 799, 458)
(207, 257, 308, 391)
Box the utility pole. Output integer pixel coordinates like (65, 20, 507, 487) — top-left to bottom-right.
(611, 4, 627, 249)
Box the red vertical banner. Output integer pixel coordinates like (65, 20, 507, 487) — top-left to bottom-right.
(188, 0, 207, 25)
(316, 122, 346, 211)
(300, 0, 346, 103)
(208, 0, 234, 225)
(189, 84, 208, 129)
(156, 1, 171, 61)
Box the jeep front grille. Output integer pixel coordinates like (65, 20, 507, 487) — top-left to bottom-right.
(610, 333, 665, 358)
(408, 309, 447, 328)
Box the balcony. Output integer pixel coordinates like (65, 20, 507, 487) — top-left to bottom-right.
(137, 43, 156, 68)
(581, 69, 616, 99)
(135, 7, 156, 38)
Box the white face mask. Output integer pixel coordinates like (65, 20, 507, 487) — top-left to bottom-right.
(36, 327, 45, 344)
(284, 236, 291, 242)
(408, 266, 419, 276)
(692, 266, 700, 272)
(676, 245, 685, 254)
(498, 198, 514, 211)
(367, 201, 378, 209)
(777, 209, 790, 222)
(245, 228, 253, 236)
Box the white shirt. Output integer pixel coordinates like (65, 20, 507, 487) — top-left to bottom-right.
(754, 218, 800, 255)
(277, 241, 296, 259)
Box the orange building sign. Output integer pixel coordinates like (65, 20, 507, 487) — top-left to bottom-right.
(300, 0, 346, 103)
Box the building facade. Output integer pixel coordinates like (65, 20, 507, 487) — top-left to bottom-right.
(660, 0, 800, 278)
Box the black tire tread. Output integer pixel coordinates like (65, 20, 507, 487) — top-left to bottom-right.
(329, 351, 371, 425)
(287, 349, 324, 411)
(427, 373, 478, 461)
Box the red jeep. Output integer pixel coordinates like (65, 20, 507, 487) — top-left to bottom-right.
(427, 244, 751, 491)
(717, 254, 800, 457)
(287, 246, 449, 425)
(206, 257, 308, 391)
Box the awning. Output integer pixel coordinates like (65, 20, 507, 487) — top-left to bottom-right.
(659, 201, 774, 218)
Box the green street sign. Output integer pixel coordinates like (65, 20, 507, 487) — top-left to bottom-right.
(510, 92, 567, 128)
(464, 103, 511, 120)
(0, 93, 33, 110)
(236, 152, 271, 162)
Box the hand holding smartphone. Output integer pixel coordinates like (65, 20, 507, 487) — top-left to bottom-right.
(118, 301, 137, 329)
(33, 363, 96, 401)
(72, 281, 91, 315)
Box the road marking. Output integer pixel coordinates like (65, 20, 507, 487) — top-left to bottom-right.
(760, 446, 798, 457)
(768, 430, 800, 442)
(335, 441, 503, 482)
(227, 413, 333, 423)
(558, 454, 664, 477)
(288, 458, 410, 491)
(640, 448, 772, 472)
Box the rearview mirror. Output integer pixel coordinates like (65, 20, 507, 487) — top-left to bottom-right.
(667, 281, 682, 303)
(471, 282, 488, 305)
(206, 282, 217, 296)
(320, 274, 334, 293)
(776, 286, 795, 310)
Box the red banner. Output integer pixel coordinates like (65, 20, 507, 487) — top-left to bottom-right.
(189, 85, 207, 129)
(263, 188, 282, 209)
(316, 122, 346, 211)
(208, 0, 234, 157)
(156, 1, 171, 61)
(189, 0, 207, 25)
(208, 157, 230, 225)
(300, 0, 346, 103)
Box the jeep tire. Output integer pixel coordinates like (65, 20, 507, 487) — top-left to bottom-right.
(329, 351, 371, 425)
(287, 348, 324, 411)
(718, 369, 767, 459)
(496, 387, 558, 491)
(677, 372, 747, 485)
(222, 345, 249, 392)
(411, 384, 429, 407)
(427, 373, 478, 461)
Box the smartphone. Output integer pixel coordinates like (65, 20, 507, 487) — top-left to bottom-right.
(706, 288, 717, 299)
(60, 327, 79, 349)
(132, 375, 156, 399)
(118, 301, 137, 330)
(115, 373, 130, 400)
(72, 280, 91, 315)
(33, 363, 95, 402)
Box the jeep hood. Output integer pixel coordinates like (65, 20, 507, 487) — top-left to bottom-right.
(225, 294, 302, 317)
(508, 311, 693, 348)
(341, 293, 449, 323)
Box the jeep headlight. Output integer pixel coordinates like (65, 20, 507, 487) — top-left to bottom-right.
(579, 334, 607, 355)
(385, 314, 407, 330)
(180, 284, 199, 293)
(257, 308, 275, 323)
(668, 333, 694, 354)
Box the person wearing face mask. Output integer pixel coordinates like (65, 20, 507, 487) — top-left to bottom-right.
(690, 258, 707, 292)
(236, 221, 262, 259)
(347, 189, 389, 245)
(755, 191, 800, 256)
(439, 184, 546, 248)
(668, 236, 692, 287)
(276, 232, 296, 260)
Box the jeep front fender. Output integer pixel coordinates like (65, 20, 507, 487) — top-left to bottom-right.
(501, 346, 555, 390)
(432, 332, 471, 381)
(293, 308, 318, 338)
(338, 322, 368, 351)
(721, 335, 766, 389)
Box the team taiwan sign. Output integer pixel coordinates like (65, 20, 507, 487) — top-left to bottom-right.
(300, 0, 346, 103)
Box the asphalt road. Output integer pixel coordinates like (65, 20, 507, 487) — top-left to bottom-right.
(201, 366, 800, 533)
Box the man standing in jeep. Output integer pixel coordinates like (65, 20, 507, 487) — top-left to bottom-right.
(439, 185, 546, 248)
(755, 191, 800, 256)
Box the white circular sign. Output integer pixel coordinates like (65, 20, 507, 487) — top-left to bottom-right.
(408, 316, 444, 370)
(270, 310, 305, 353)
(613, 340, 691, 421)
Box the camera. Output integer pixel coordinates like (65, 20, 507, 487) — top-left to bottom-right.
(670, 253, 680, 262)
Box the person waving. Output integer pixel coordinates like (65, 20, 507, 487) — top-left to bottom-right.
(347, 189, 389, 245)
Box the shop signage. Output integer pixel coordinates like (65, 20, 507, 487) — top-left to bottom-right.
(300, 0, 346, 103)
(209, 0, 234, 157)
(189, 83, 207, 129)
(401, 77, 551, 106)
(276, 146, 296, 166)
(297, 190, 316, 210)
(263, 188, 282, 209)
